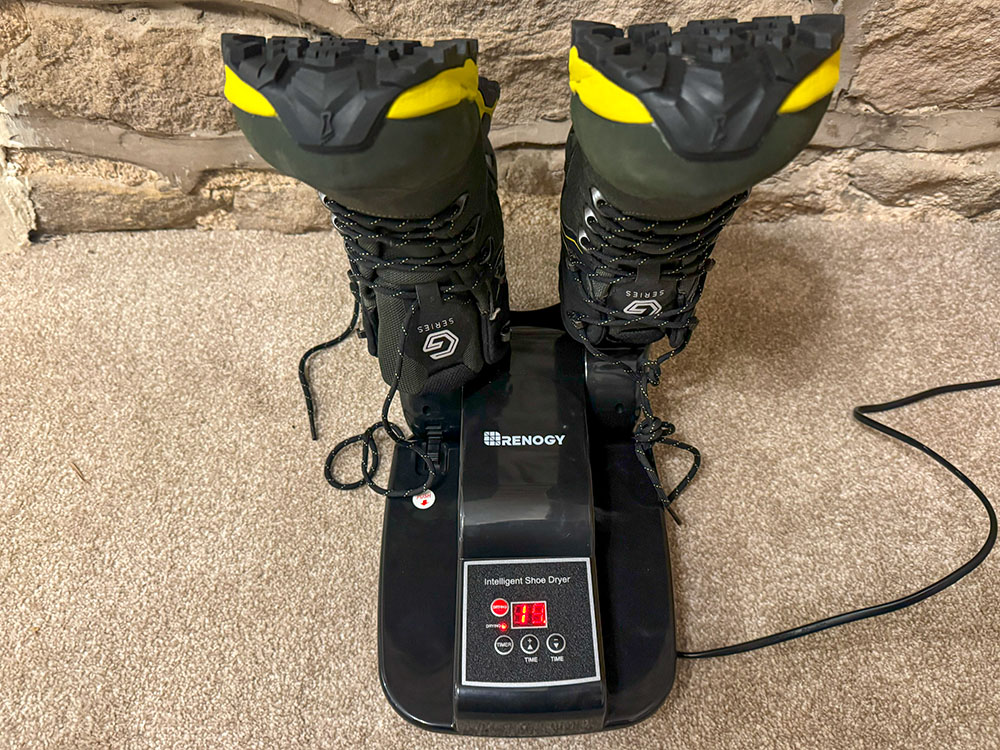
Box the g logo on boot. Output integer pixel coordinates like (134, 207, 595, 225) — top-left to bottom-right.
(423, 330, 460, 360)
(623, 299, 662, 317)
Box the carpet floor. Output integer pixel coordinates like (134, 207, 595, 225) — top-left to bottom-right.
(1, 209, 998, 749)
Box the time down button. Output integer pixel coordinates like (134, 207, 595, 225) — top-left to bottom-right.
(546, 633, 566, 654)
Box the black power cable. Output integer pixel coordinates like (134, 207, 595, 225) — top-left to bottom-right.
(678, 378, 999, 659)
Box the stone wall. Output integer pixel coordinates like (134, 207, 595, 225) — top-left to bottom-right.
(1, 0, 998, 247)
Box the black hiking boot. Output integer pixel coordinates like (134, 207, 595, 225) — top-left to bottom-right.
(221, 33, 509, 496)
(558, 16, 845, 515)
(222, 34, 509, 399)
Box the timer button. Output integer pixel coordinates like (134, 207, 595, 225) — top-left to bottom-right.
(546, 633, 566, 654)
(494, 635, 514, 656)
(520, 634, 540, 655)
(490, 598, 509, 617)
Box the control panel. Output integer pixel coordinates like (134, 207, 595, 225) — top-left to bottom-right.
(460, 558, 600, 687)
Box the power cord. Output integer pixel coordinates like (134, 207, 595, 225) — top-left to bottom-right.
(678, 378, 999, 658)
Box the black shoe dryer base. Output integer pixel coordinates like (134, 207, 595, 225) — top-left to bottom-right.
(379, 309, 676, 736)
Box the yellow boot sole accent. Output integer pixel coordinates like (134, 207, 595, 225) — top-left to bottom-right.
(568, 46, 653, 124)
(225, 58, 492, 121)
(569, 44, 841, 123)
(777, 48, 841, 113)
(387, 58, 492, 119)
(224, 65, 277, 118)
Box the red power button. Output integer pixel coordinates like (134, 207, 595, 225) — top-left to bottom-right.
(490, 598, 509, 617)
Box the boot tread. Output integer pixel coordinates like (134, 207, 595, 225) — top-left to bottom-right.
(221, 34, 478, 150)
(571, 15, 845, 159)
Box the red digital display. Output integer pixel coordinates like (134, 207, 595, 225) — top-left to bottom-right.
(511, 601, 547, 629)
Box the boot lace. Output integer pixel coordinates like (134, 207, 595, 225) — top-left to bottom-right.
(563, 189, 748, 522)
(299, 193, 502, 498)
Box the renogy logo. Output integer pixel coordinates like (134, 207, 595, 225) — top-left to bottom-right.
(483, 430, 566, 447)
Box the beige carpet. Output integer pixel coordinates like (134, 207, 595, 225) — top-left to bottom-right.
(1, 207, 998, 749)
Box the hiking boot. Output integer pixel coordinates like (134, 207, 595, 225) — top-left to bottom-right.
(558, 16, 844, 515)
(221, 34, 509, 396)
(560, 15, 844, 351)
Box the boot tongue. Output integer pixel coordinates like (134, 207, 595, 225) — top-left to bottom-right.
(601, 262, 673, 346)
(403, 282, 478, 375)
(607, 261, 675, 320)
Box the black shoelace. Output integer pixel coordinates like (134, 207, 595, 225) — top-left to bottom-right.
(299, 193, 501, 498)
(562, 189, 747, 522)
